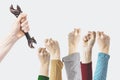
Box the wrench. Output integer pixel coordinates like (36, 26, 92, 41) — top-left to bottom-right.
(10, 5, 37, 48)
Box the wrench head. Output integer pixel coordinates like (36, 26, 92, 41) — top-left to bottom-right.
(28, 37, 37, 48)
(10, 5, 22, 17)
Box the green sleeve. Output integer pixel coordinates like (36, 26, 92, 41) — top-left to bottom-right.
(38, 75, 49, 80)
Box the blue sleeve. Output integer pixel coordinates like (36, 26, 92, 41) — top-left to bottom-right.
(94, 52, 110, 80)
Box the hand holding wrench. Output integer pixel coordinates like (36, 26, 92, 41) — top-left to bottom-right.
(10, 5, 37, 48)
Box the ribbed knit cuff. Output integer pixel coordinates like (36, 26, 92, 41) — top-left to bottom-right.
(38, 75, 49, 80)
(99, 52, 110, 60)
(62, 53, 80, 62)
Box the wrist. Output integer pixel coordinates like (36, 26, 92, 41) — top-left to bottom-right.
(81, 48, 92, 63)
(69, 47, 78, 55)
(39, 69, 49, 77)
(9, 33, 19, 41)
(100, 49, 109, 54)
(51, 55, 60, 60)
(39, 64, 49, 77)
(99, 47, 109, 54)
(7, 33, 19, 43)
(81, 58, 92, 63)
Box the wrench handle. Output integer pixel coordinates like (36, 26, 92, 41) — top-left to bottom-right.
(24, 32, 31, 40)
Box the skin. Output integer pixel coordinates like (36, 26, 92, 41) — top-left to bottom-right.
(81, 31, 96, 63)
(45, 38, 63, 80)
(45, 38, 60, 60)
(0, 13, 29, 62)
(97, 32, 110, 54)
(38, 48, 50, 77)
(68, 28, 80, 55)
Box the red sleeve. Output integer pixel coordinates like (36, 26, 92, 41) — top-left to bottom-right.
(80, 62, 92, 80)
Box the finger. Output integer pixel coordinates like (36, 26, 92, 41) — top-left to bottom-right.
(46, 39, 51, 45)
(44, 49, 49, 56)
(91, 31, 96, 39)
(21, 24, 29, 31)
(21, 24, 29, 29)
(49, 38, 53, 43)
(97, 31, 101, 38)
(102, 32, 106, 36)
(103, 33, 110, 40)
(77, 28, 80, 34)
(88, 32, 91, 37)
(88, 31, 91, 36)
(87, 35, 90, 40)
(107, 35, 110, 40)
(41, 48, 45, 53)
(55, 40, 59, 45)
(38, 48, 42, 53)
(83, 36, 88, 42)
(44, 44, 49, 50)
(74, 28, 80, 36)
(51, 40, 54, 46)
(93, 31, 96, 37)
(68, 31, 74, 37)
(101, 32, 104, 34)
(17, 13, 27, 22)
(40, 48, 46, 56)
(50, 38, 53, 41)
(44, 50, 48, 56)
(21, 17, 27, 23)
(100, 32, 104, 38)
(44, 39, 50, 48)
(21, 25, 29, 32)
(45, 39, 48, 43)
(74, 29, 79, 36)
(21, 20, 28, 27)
(23, 27, 30, 33)
(51, 39, 56, 45)
(42, 48, 46, 55)
(43, 48, 46, 52)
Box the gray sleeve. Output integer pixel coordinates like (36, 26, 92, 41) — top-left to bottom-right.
(62, 53, 82, 80)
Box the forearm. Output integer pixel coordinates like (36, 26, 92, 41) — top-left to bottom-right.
(0, 34, 18, 62)
(81, 48, 92, 63)
(39, 64, 49, 77)
(62, 53, 82, 80)
(50, 60, 63, 80)
(81, 62, 92, 80)
(94, 52, 110, 80)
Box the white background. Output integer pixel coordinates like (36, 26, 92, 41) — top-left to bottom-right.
(0, 0, 119, 80)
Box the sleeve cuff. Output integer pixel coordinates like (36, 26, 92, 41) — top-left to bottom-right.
(38, 75, 49, 80)
(99, 52, 110, 60)
(80, 62, 92, 65)
(51, 60, 63, 69)
(62, 53, 80, 62)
